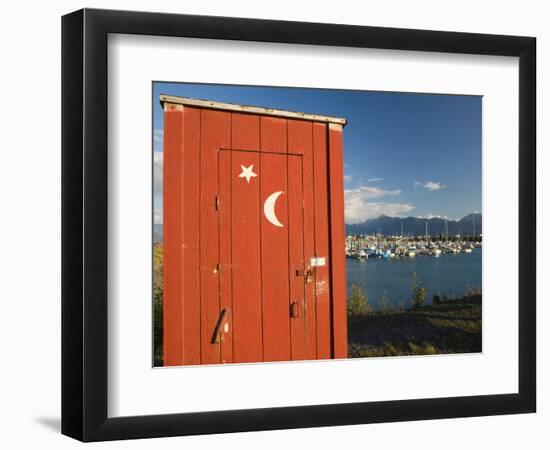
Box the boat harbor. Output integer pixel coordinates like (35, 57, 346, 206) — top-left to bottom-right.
(345, 232, 482, 260)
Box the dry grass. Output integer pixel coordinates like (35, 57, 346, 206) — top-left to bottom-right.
(348, 295, 482, 357)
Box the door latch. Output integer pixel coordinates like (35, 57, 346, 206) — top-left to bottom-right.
(290, 301, 299, 318)
(296, 266, 314, 283)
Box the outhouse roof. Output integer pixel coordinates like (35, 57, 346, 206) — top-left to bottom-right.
(160, 94, 347, 126)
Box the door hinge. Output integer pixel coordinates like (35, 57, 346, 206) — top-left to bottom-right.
(215, 195, 220, 210)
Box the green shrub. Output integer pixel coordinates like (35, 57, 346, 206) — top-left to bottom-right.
(411, 272, 427, 308)
(414, 287, 428, 308)
(347, 284, 370, 317)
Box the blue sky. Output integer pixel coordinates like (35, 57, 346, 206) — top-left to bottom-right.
(153, 82, 481, 225)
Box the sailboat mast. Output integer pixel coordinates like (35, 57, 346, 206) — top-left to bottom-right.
(425, 220, 429, 247)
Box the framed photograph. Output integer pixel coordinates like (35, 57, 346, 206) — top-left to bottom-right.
(62, 8, 536, 441)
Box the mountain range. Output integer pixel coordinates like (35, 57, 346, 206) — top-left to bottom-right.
(154, 213, 482, 241)
(345, 213, 482, 237)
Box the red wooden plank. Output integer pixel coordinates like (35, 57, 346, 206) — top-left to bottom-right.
(287, 154, 306, 361)
(313, 122, 332, 360)
(200, 109, 231, 364)
(181, 107, 201, 365)
(260, 153, 290, 361)
(285, 119, 307, 157)
(229, 111, 263, 363)
(230, 153, 263, 362)
(232, 112, 259, 151)
(163, 104, 184, 366)
(260, 117, 290, 361)
(288, 119, 317, 359)
(218, 149, 233, 364)
(328, 125, 348, 359)
(260, 117, 287, 153)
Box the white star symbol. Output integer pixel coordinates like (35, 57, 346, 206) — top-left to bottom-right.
(238, 164, 258, 183)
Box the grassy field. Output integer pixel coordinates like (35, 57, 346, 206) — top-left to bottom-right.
(348, 294, 482, 357)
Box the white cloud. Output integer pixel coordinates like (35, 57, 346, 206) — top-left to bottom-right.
(154, 208, 162, 225)
(424, 181, 446, 191)
(153, 129, 164, 151)
(154, 128, 164, 143)
(368, 177, 383, 183)
(154, 151, 163, 196)
(345, 185, 401, 199)
(418, 213, 453, 220)
(413, 180, 446, 191)
(344, 185, 412, 223)
(345, 201, 414, 224)
(343, 174, 353, 183)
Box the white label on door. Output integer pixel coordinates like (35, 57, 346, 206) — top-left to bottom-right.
(310, 257, 326, 267)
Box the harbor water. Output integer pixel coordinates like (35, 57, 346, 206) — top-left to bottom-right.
(346, 248, 482, 310)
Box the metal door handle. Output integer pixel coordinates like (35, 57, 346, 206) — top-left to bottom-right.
(211, 308, 228, 344)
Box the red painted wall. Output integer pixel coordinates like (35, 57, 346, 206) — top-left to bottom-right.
(163, 104, 347, 366)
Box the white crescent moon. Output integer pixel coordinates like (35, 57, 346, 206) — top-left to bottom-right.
(263, 191, 284, 228)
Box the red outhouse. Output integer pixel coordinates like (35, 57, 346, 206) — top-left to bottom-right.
(161, 94, 347, 366)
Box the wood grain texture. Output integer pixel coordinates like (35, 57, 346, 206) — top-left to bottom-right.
(162, 104, 184, 366)
(181, 107, 201, 364)
(218, 149, 233, 363)
(312, 122, 332, 359)
(328, 125, 348, 358)
(287, 154, 306, 360)
(229, 114, 263, 362)
(260, 117, 290, 361)
(260, 153, 290, 361)
(199, 109, 230, 364)
(288, 119, 317, 359)
(260, 117, 287, 153)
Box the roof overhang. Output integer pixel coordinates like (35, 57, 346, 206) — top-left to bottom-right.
(160, 94, 347, 126)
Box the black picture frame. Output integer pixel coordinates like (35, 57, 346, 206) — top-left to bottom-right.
(62, 8, 536, 442)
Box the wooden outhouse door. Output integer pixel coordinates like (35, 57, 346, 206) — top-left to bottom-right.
(162, 96, 347, 366)
(218, 148, 310, 362)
